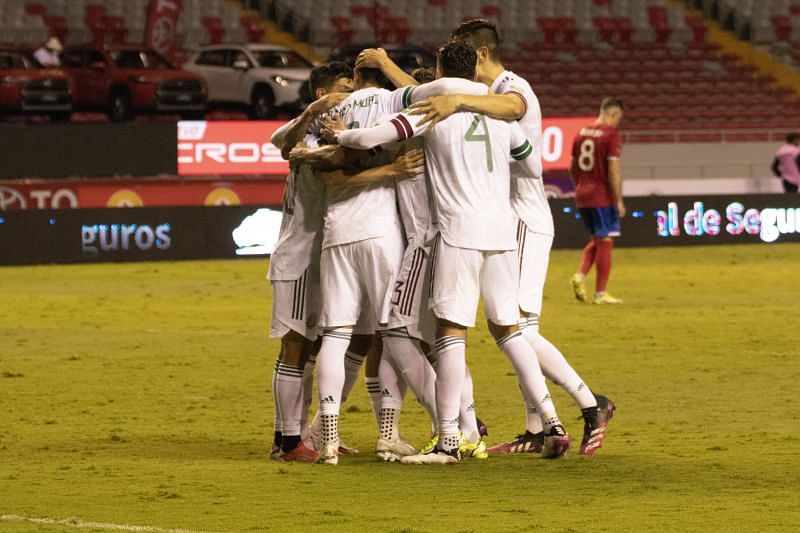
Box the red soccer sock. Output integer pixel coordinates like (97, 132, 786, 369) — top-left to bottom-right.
(579, 240, 598, 275)
(595, 239, 613, 293)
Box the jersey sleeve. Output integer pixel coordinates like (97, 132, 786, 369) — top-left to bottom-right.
(338, 110, 428, 149)
(509, 121, 541, 178)
(386, 86, 416, 114)
(607, 128, 621, 159)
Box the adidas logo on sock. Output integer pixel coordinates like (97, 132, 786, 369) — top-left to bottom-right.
(320, 395, 335, 404)
(381, 388, 391, 397)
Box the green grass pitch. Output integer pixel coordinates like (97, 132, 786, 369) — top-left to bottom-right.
(1, 244, 798, 532)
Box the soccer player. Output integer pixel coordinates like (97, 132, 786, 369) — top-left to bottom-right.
(569, 97, 626, 306)
(267, 62, 354, 462)
(337, 41, 571, 464)
(404, 20, 615, 456)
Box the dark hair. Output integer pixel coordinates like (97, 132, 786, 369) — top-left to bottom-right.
(450, 18, 501, 61)
(437, 41, 477, 80)
(309, 61, 352, 94)
(356, 66, 390, 88)
(601, 97, 625, 111)
(787, 132, 800, 143)
(411, 67, 435, 84)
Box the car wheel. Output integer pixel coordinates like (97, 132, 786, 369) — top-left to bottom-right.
(251, 86, 274, 119)
(48, 111, 72, 123)
(108, 90, 132, 121)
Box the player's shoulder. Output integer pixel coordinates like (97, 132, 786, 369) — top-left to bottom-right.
(494, 70, 533, 94)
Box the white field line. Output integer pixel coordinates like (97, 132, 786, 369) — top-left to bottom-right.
(0, 514, 223, 533)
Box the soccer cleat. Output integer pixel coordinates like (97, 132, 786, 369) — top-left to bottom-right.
(571, 273, 587, 302)
(419, 433, 438, 454)
(541, 425, 572, 459)
(269, 444, 283, 461)
(486, 431, 544, 454)
(375, 436, 417, 462)
(580, 395, 616, 456)
(280, 441, 317, 463)
(400, 446, 460, 465)
(476, 416, 489, 437)
(458, 435, 488, 459)
(303, 422, 359, 455)
(316, 443, 339, 465)
(593, 292, 623, 305)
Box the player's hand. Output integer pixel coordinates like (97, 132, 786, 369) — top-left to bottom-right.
(392, 148, 425, 178)
(408, 95, 460, 128)
(287, 146, 312, 165)
(356, 48, 389, 70)
(320, 115, 345, 144)
(307, 92, 347, 115)
(617, 199, 627, 218)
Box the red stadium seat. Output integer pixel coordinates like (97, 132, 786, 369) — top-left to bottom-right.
(685, 15, 707, 45)
(201, 17, 225, 44)
(647, 6, 672, 44)
(771, 16, 792, 41)
(24, 3, 45, 16)
(330, 16, 354, 48)
(240, 15, 265, 43)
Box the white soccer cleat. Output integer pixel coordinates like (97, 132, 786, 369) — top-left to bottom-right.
(375, 437, 417, 462)
(400, 448, 460, 465)
(316, 443, 339, 465)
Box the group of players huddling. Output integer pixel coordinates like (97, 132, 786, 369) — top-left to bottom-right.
(268, 20, 621, 465)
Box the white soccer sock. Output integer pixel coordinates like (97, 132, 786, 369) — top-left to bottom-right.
(300, 353, 316, 430)
(434, 336, 466, 451)
(518, 319, 544, 434)
(527, 330, 597, 410)
(342, 350, 366, 403)
(459, 364, 480, 443)
(378, 357, 404, 440)
(382, 329, 438, 432)
(317, 329, 351, 446)
(275, 361, 304, 437)
(271, 359, 281, 439)
(365, 376, 382, 425)
(496, 330, 561, 432)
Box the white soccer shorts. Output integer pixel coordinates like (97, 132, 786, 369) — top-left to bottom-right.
(386, 244, 436, 345)
(516, 220, 553, 316)
(429, 235, 520, 328)
(270, 264, 321, 341)
(319, 225, 405, 330)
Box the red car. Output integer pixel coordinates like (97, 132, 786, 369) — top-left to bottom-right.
(61, 44, 207, 121)
(0, 47, 73, 121)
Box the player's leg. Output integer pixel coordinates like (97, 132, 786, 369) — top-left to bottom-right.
(275, 331, 317, 462)
(364, 332, 386, 426)
(315, 243, 363, 465)
(402, 237, 480, 464)
(592, 206, 622, 304)
(482, 249, 571, 458)
(571, 210, 598, 302)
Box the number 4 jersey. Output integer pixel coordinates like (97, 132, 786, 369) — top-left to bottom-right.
(571, 122, 621, 208)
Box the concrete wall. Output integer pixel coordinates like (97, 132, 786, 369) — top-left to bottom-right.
(622, 141, 786, 195)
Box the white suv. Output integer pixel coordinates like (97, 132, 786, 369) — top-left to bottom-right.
(185, 44, 312, 119)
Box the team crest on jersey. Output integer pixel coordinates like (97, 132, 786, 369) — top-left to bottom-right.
(306, 314, 317, 328)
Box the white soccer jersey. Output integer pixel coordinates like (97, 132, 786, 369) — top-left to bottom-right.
(491, 70, 554, 237)
(338, 94, 538, 251)
(386, 78, 491, 247)
(313, 87, 402, 249)
(267, 164, 325, 281)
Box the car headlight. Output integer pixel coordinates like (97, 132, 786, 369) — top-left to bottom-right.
(127, 75, 158, 84)
(272, 75, 303, 87)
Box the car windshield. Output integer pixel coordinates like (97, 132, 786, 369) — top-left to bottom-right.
(254, 50, 311, 69)
(110, 50, 173, 69)
(0, 51, 41, 69)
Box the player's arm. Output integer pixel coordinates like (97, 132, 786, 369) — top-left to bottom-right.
(771, 157, 781, 177)
(410, 92, 525, 128)
(608, 158, 625, 217)
(319, 148, 424, 186)
(270, 117, 299, 149)
(509, 122, 541, 178)
(337, 112, 425, 150)
(356, 48, 417, 88)
(287, 144, 349, 170)
(279, 93, 348, 159)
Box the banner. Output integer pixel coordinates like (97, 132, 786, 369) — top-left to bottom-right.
(178, 121, 289, 176)
(145, 0, 183, 60)
(0, 178, 285, 211)
(176, 117, 594, 177)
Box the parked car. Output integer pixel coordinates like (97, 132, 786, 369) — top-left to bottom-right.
(0, 47, 73, 121)
(328, 43, 435, 73)
(184, 44, 313, 119)
(60, 44, 206, 121)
